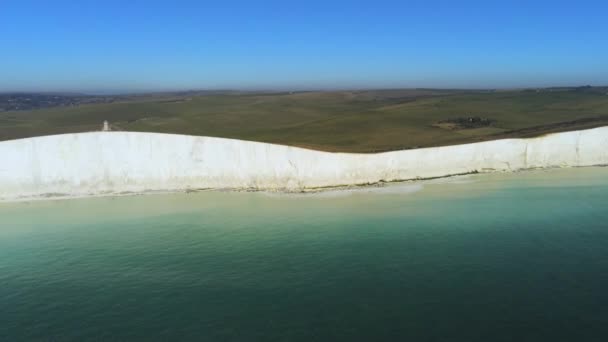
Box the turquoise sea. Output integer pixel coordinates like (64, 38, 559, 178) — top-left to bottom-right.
(2, 167, 608, 341)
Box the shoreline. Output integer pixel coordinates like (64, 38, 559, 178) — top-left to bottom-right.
(2, 166, 606, 205)
(1, 127, 607, 203)
(0, 171, 478, 204)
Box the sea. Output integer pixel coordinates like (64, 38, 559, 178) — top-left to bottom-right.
(1, 167, 608, 341)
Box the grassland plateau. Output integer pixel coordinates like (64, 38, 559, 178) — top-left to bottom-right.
(1, 87, 607, 153)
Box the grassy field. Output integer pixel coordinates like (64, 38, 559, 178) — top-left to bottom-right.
(1, 87, 608, 152)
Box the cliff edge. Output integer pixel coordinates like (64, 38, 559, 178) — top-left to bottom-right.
(1, 127, 607, 201)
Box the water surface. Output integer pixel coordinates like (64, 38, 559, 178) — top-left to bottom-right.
(2, 168, 608, 341)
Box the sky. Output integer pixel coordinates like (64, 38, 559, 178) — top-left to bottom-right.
(1, 0, 607, 93)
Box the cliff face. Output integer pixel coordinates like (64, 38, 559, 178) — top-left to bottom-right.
(1, 127, 607, 201)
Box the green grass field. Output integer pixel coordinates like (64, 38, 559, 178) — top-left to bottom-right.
(1, 87, 608, 152)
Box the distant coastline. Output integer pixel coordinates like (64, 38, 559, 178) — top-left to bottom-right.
(1, 127, 607, 202)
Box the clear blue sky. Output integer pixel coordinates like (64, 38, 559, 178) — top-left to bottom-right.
(2, 0, 607, 93)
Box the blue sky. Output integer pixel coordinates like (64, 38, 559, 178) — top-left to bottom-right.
(1, 0, 607, 93)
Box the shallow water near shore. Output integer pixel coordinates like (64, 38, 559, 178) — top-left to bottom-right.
(2, 167, 608, 341)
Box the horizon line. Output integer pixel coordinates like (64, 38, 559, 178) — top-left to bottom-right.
(1, 84, 606, 96)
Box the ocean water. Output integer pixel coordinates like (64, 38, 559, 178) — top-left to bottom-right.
(1, 168, 608, 341)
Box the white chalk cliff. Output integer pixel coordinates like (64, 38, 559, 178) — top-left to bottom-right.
(1, 127, 607, 201)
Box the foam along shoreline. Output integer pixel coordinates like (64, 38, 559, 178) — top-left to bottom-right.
(1, 127, 607, 202)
